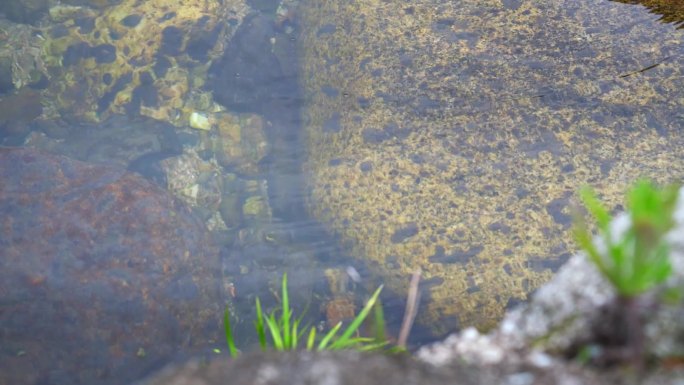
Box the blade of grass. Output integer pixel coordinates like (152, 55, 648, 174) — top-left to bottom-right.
(330, 336, 375, 350)
(357, 341, 390, 352)
(330, 285, 383, 350)
(291, 318, 300, 350)
(254, 297, 267, 350)
(317, 321, 342, 351)
(265, 312, 284, 350)
(372, 298, 386, 343)
(281, 273, 291, 349)
(306, 326, 317, 350)
(223, 308, 239, 358)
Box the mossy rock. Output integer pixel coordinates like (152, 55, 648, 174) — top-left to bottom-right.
(298, 0, 684, 335)
(39, 0, 250, 124)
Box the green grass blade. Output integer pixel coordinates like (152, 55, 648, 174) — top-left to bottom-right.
(330, 285, 383, 350)
(357, 341, 390, 352)
(281, 273, 291, 349)
(291, 318, 300, 350)
(223, 308, 239, 358)
(372, 298, 386, 343)
(255, 297, 267, 350)
(306, 326, 317, 350)
(330, 337, 375, 350)
(580, 186, 611, 230)
(265, 312, 284, 350)
(318, 321, 342, 351)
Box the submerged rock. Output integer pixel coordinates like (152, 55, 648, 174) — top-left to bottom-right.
(297, 0, 684, 334)
(0, 147, 223, 385)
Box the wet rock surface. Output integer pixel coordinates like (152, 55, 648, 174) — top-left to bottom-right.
(33, 0, 249, 125)
(298, 0, 684, 334)
(0, 147, 223, 385)
(209, 12, 298, 115)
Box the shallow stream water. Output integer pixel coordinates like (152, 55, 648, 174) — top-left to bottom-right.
(0, 0, 682, 384)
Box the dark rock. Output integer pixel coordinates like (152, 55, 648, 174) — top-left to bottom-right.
(0, 89, 43, 144)
(391, 222, 419, 243)
(91, 43, 118, 64)
(153, 55, 172, 78)
(75, 16, 96, 34)
(0, 58, 14, 95)
(98, 71, 132, 113)
(24, 114, 182, 186)
(61, 0, 123, 8)
(246, 0, 280, 13)
(209, 13, 295, 113)
(160, 26, 185, 56)
(187, 22, 223, 62)
(62, 42, 93, 67)
(120, 14, 143, 28)
(0, 0, 50, 24)
(0, 147, 222, 385)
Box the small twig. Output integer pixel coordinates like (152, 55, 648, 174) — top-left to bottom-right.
(397, 270, 421, 348)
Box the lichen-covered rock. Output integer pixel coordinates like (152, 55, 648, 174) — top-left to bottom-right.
(0, 147, 224, 385)
(38, 0, 249, 124)
(298, 0, 684, 334)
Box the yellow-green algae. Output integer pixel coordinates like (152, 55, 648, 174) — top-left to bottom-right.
(298, 0, 684, 334)
(38, 0, 249, 124)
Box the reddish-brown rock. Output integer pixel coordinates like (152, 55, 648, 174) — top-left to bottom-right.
(0, 147, 223, 385)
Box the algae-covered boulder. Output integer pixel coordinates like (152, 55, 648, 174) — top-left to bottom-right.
(39, 0, 249, 124)
(298, 0, 684, 335)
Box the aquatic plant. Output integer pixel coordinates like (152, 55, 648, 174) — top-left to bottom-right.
(573, 179, 680, 366)
(574, 179, 678, 297)
(223, 273, 391, 357)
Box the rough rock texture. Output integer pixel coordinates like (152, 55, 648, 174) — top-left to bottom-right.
(298, 0, 684, 334)
(0, 147, 224, 385)
(136, 188, 684, 385)
(135, 350, 603, 385)
(37, 0, 248, 124)
(417, 187, 684, 381)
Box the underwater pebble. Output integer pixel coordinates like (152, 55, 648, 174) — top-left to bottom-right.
(189, 111, 212, 130)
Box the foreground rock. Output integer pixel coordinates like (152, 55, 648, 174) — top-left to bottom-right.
(0, 147, 223, 385)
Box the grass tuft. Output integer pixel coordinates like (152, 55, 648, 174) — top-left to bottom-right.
(223, 273, 393, 356)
